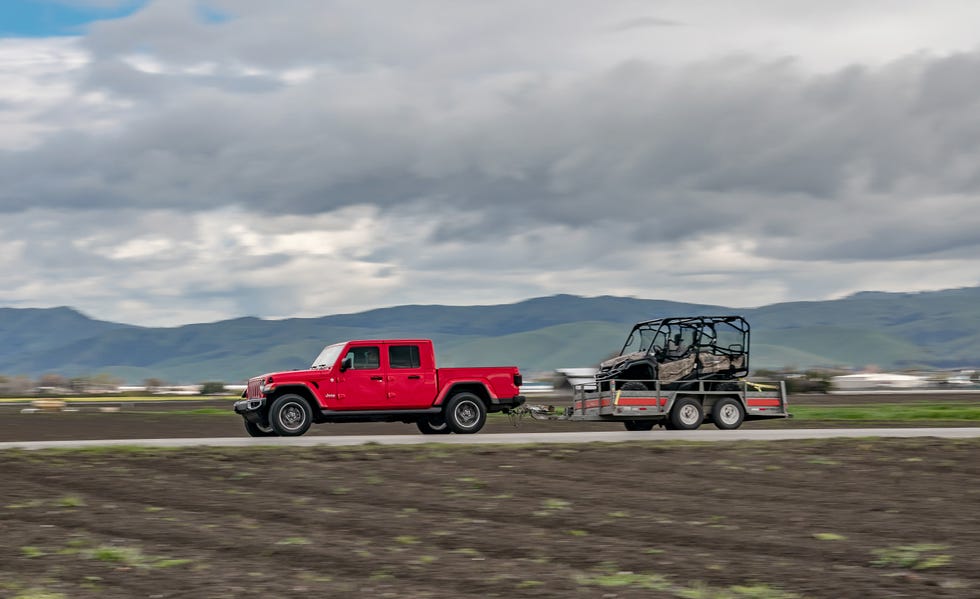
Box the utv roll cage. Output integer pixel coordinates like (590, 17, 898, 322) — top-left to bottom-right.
(595, 316, 750, 390)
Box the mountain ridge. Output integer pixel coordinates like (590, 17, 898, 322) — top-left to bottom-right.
(2, 287, 979, 382)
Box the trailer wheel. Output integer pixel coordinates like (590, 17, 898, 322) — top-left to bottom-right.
(712, 397, 745, 430)
(623, 420, 655, 431)
(244, 420, 277, 437)
(669, 397, 704, 430)
(269, 394, 313, 436)
(445, 392, 487, 434)
(416, 416, 451, 435)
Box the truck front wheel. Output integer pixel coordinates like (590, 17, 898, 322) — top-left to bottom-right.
(244, 420, 277, 437)
(269, 394, 313, 436)
(444, 393, 487, 434)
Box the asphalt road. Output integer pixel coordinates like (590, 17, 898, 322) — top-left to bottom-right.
(1, 427, 978, 450)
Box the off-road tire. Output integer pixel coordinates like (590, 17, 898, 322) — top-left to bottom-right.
(416, 416, 451, 435)
(619, 381, 648, 391)
(444, 392, 487, 434)
(669, 396, 704, 430)
(244, 420, 277, 437)
(623, 420, 656, 431)
(712, 397, 745, 430)
(268, 394, 313, 436)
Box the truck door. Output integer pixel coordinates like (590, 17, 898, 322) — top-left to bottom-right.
(336, 344, 388, 410)
(385, 343, 437, 408)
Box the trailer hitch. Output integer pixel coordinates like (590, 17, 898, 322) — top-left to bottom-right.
(505, 404, 568, 427)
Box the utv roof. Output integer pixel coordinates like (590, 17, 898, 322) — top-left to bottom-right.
(631, 315, 748, 327)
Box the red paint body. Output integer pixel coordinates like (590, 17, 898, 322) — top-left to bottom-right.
(244, 339, 522, 411)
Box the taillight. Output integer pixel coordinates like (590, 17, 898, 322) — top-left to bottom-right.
(514, 374, 523, 387)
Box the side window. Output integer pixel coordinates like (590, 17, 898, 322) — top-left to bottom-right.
(346, 346, 380, 370)
(389, 345, 421, 369)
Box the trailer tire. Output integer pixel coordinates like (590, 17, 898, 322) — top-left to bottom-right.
(268, 394, 313, 436)
(712, 397, 745, 430)
(623, 420, 655, 431)
(416, 416, 451, 435)
(444, 392, 487, 434)
(669, 396, 704, 430)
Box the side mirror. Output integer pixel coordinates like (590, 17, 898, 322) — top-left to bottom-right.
(340, 354, 353, 372)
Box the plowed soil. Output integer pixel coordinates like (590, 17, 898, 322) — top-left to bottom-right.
(1, 438, 978, 598)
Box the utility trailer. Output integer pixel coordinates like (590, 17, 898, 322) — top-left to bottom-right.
(560, 378, 789, 430)
(518, 315, 790, 430)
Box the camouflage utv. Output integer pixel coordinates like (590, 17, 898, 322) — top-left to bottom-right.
(595, 316, 750, 391)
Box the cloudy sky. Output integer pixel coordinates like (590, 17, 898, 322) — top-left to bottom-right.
(2, 0, 980, 326)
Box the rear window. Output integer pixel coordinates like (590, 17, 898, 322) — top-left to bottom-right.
(389, 345, 421, 369)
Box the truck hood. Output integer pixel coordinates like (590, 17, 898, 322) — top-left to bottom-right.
(250, 367, 329, 383)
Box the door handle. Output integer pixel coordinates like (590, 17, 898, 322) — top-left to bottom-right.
(370, 376, 384, 381)
(407, 375, 421, 380)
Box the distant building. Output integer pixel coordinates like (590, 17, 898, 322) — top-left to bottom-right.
(831, 373, 928, 391)
(556, 367, 599, 389)
(519, 381, 555, 395)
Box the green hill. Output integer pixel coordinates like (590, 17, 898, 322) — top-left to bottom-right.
(3, 287, 980, 382)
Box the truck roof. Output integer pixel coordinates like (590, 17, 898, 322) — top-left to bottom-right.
(340, 338, 434, 344)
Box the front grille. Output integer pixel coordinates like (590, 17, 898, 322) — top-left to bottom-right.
(247, 379, 263, 398)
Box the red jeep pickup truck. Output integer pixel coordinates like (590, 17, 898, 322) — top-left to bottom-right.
(234, 339, 525, 437)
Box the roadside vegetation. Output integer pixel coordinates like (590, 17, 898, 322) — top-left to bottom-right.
(787, 403, 980, 422)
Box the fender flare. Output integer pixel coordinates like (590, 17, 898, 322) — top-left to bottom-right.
(433, 381, 495, 406)
(265, 383, 321, 408)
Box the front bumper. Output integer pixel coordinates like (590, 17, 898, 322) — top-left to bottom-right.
(234, 397, 268, 424)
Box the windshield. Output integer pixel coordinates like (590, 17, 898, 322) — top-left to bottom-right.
(311, 343, 345, 369)
(620, 326, 665, 356)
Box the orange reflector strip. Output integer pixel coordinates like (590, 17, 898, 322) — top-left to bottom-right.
(616, 397, 669, 407)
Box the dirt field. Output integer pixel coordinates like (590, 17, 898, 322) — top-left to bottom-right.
(0, 392, 977, 442)
(1, 438, 977, 598)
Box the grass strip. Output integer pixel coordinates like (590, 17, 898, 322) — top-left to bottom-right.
(788, 402, 980, 421)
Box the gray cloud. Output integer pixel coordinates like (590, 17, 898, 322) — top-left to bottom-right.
(8, 50, 980, 253)
(3, 1, 980, 324)
(612, 17, 684, 31)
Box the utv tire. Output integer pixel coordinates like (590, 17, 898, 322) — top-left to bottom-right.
(619, 381, 648, 391)
(244, 420, 277, 437)
(268, 394, 313, 436)
(444, 392, 487, 434)
(623, 420, 656, 431)
(712, 397, 745, 430)
(417, 416, 452, 435)
(669, 396, 704, 430)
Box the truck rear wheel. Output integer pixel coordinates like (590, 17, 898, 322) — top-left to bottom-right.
(712, 397, 745, 430)
(269, 394, 313, 436)
(444, 393, 487, 434)
(416, 416, 451, 435)
(669, 397, 704, 430)
(244, 420, 277, 437)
